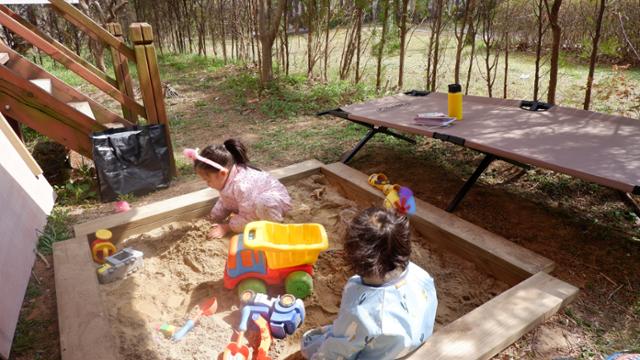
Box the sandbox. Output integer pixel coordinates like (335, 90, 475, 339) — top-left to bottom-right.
(55, 160, 578, 360)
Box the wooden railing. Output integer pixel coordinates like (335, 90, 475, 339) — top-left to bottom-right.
(0, 0, 175, 175)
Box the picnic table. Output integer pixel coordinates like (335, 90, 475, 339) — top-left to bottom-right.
(320, 91, 640, 213)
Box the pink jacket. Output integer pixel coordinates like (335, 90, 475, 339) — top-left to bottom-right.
(210, 165, 292, 232)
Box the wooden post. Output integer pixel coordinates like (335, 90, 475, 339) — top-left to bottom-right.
(129, 22, 176, 177)
(106, 23, 136, 124)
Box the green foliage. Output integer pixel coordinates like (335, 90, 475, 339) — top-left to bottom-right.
(222, 71, 374, 119)
(371, 25, 400, 57)
(37, 207, 72, 255)
(580, 36, 622, 61)
(54, 182, 96, 204)
(176, 157, 195, 175)
(21, 126, 46, 145)
(116, 193, 136, 203)
(159, 53, 226, 72)
(12, 319, 46, 353)
(54, 163, 98, 205)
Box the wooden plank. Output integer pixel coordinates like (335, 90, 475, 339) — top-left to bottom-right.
(74, 159, 325, 241)
(144, 44, 175, 176)
(131, 44, 156, 123)
(0, 5, 117, 88)
(0, 113, 41, 176)
(0, 67, 103, 157)
(48, 0, 135, 61)
(320, 162, 555, 285)
(0, 131, 53, 359)
(106, 23, 136, 124)
(409, 272, 578, 360)
(0, 10, 146, 119)
(129, 22, 153, 44)
(53, 237, 118, 360)
(0, 42, 132, 127)
(0, 52, 8, 65)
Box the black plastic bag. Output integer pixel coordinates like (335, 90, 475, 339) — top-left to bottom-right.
(91, 124, 171, 202)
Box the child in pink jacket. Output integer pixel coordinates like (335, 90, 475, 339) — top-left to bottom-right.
(184, 139, 292, 238)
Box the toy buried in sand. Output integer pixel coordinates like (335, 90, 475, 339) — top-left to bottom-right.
(223, 290, 303, 360)
(368, 173, 416, 215)
(96, 247, 144, 284)
(238, 290, 305, 340)
(223, 221, 328, 299)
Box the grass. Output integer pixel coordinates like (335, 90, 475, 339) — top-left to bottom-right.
(221, 71, 374, 119)
(11, 319, 48, 354)
(37, 207, 72, 255)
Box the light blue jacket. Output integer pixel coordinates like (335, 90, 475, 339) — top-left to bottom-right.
(301, 262, 438, 360)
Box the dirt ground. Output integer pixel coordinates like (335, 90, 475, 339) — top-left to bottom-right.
(10, 60, 639, 359)
(96, 174, 507, 360)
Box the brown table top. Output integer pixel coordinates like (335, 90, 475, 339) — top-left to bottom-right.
(341, 92, 640, 194)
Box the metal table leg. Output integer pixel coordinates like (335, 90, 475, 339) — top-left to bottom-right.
(446, 154, 497, 212)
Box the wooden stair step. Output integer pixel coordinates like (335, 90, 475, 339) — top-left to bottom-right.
(0, 52, 8, 65)
(29, 78, 52, 94)
(67, 101, 95, 120)
(104, 123, 124, 129)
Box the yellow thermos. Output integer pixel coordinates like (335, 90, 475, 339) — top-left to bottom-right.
(448, 83, 463, 120)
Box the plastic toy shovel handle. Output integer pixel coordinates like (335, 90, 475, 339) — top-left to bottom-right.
(172, 319, 195, 341)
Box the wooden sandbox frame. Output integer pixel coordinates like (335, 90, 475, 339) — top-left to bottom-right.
(54, 160, 578, 360)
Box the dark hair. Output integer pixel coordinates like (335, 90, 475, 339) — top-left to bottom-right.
(343, 207, 411, 279)
(194, 139, 249, 173)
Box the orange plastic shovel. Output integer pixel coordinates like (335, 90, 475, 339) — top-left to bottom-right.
(172, 296, 217, 341)
(222, 330, 251, 360)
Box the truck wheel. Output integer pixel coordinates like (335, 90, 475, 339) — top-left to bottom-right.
(285, 271, 313, 299)
(237, 278, 267, 299)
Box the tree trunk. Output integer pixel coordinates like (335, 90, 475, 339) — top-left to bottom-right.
(376, 0, 390, 91)
(307, 0, 316, 77)
(219, 0, 228, 62)
(355, 4, 363, 83)
(323, 0, 330, 82)
(464, 17, 478, 95)
(544, 0, 562, 105)
(454, 0, 472, 84)
(283, 0, 289, 75)
(258, 0, 286, 85)
(503, 0, 509, 99)
(533, 0, 545, 101)
(430, 0, 444, 91)
(397, 0, 409, 89)
(584, 0, 606, 110)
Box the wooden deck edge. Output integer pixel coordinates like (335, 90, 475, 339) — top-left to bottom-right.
(320, 162, 555, 286)
(53, 237, 117, 360)
(73, 159, 325, 242)
(409, 272, 579, 360)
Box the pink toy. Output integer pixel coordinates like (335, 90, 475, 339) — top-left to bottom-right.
(183, 148, 225, 170)
(114, 200, 131, 213)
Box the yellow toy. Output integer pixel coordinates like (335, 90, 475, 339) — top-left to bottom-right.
(368, 173, 416, 215)
(91, 229, 116, 264)
(224, 221, 329, 299)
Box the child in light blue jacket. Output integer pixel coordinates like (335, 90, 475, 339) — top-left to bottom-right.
(301, 207, 438, 360)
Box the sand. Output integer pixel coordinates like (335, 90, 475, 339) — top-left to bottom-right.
(100, 174, 509, 360)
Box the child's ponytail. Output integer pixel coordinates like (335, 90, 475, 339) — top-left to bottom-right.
(224, 139, 249, 167)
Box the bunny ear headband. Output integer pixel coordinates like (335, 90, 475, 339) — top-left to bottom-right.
(183, 148, 225, 171)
